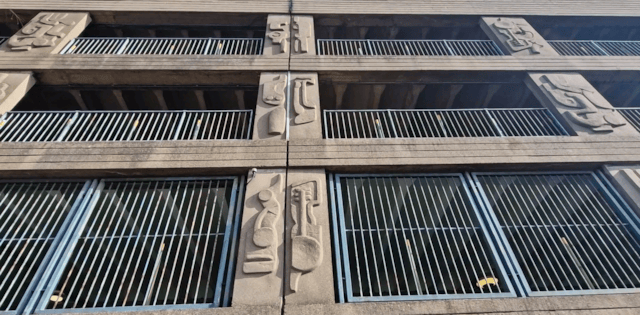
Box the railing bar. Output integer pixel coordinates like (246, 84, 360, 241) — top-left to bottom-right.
(363, 177, 394, 296)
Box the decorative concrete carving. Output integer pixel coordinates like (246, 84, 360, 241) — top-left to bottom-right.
(293, 17, 311, 54)
(290, 180, 323, 292)
(492, 18, 543, 54)
(267, 21, 289, 54)
(243, 174, 284, 274)
(4, 12, 90, 54)
(540, 74, 626, 133)
(292, 77, 317, 125)
(0, 74, 9, 100)
(0, 73, 36, 114)
(263, 75, 287, 135)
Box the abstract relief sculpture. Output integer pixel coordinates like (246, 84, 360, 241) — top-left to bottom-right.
(263, 75, 287, 135)
(293, 17, 312, 54)
(292, 77, 317, 124)
(0, 74, 9, 100)
(541, 74, 626, 133)
(8, 13, 78, 51)
(267, 21, 289, 54)
(290, 180, 323, 292)
(492, 18, 543, 54)
(244, 174, 284, 274)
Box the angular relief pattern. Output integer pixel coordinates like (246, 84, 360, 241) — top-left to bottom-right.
(8, 13, 77, 51)
(292, 77, 317, 125)
(492, 18, 543, 54)
(293, 17, 312, 54)
(263, 75, 287, 135)
(290, 180, 323, 292)
(267, 21, 289, 54)
(0, 74, 9, 100)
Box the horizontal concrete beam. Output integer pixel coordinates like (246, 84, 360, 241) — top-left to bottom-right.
(2, 1, 290, 13)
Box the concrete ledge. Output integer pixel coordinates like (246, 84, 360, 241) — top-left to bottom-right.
(285, 293, 640, 315)
(0, 140, 287, 178)
(288, 136, 640, 171)
(2, 1, 290, 13)
(46, 305, 280, 315)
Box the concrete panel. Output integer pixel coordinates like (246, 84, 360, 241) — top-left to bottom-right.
(604, 165, 640, 217)
(292, 16, 315, 56)
(285, 169, 335, 305)
(254, 73, 288, 140)
(0, 12, 91, 54)
(526, 73, 638, 136)
(3, 1, 290, 13)
(480, 17, 557, 56)
(264, 15, 290, 57)
(0, 72, 35, 114)
(233, 169, 286, 307)
(289, 73, 322, 139)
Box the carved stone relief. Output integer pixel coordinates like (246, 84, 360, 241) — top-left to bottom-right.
(0, 74, 9, 100)
(263, 75, 287, 135)
(8, 13, 79, 51)
(267, 21, 289, 54)
(293, 17, 311, 54)
(290, 180, 323, 292)
(292, 77, 317, 125)
(492, 18, 544, 54)
(540, 74, 626, 133)
(243, 174, 284, 274)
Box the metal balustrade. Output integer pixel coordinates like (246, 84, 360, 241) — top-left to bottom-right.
(316, 39, 504, 56)
(323, 109, 568, 139)
(548, 41, 640, 56)
(473, 172, 640, 296)
(617, 108, 640, 132)
(0, 37, 7, 46)
(60, 38, 264, 55)
(0, 110, 253, 142)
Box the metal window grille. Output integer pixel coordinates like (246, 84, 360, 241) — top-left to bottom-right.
(330, 174, 515, 302)
(548, 41, 640, 56)
(316, 39, 504, 56)
(617, 108, 640, 133)
(0, 37, 8, 46)
(0, 110, 253, 142)
(0, 181, 91, 313)
(472, 172, 640, 296)
(36, 177, 242, 312)
(60, 38, 264, 55)
(323, 109, 568, 139)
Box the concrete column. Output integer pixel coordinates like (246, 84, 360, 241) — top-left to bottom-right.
(0, 72, 36, 114)
(264, 15, 290, 56)
(289, 73, 322, 139)
(0, 12, 91, 54)
(285, 168, 335, 305)
(480, 17, 558, 56)
(604, 166, 640, 217)
(525, 72, 638, 136)
(233, 169, 286, 307)
(254, 72, 288, 140)
(292, 16, 316, 56)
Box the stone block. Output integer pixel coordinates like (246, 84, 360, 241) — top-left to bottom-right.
(0, 72, 35, 114)
(480, 17, 557, 56)
(232, 169, 286, 307)
(285, 169, 335, 305)
(526, 72, 638, 136)
(0, 12, 91, 54)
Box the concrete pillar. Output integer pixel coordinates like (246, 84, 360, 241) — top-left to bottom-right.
(604, 166, 640, 217)
(525, 72, 638, 136)
(480, 17, 558, 56)
(289, 73, 322, 139)
(0, 12, 91, 54)
(233, 169, 286, 307)
(254, 72, 288, 140)
(285, 168, 335, 305)
(264, 15, 290, 56)
(0, 72, 36, 114)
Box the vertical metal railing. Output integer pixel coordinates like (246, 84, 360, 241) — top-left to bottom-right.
(548, 40, 640, 56)
(316, 39, 504, 56)
(331, 174, 516, 302)
(323, 109, 568, 139)
(60, 38, 264, 55)
(617, 108, 640, 133)
(0, 110, 253, 142)
(472, 172, 640, 296)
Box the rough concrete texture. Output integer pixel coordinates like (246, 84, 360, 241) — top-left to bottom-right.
(0, 12, 91, 54)
(604, 165, 640, 218)
(292, 16, 315, 56)
(233, 169, 286, 307)
(289, 73, 322, 139)
(526, 72, 639, 136)
(254, 72, 288, 140)
(480, 17, 558, 56)
(0, 72, 35, 114)
(264, 15, 290, 56)
(284, 169, 335, 305)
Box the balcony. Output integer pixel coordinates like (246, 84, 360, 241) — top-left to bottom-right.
(548, 41, 640, 56)
(61, 38, 264, 55)
(316, 39, 503, 56)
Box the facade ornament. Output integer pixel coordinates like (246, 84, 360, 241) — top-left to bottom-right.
(267, 21, 289, 54)
(292, 77, 317, 124)
(541, 74, 626, 133)
(243, 174, 284, 274)
(8, 13, 78, 51)
(263, 75, 287, 135)
(0, 74, 9, 100)
(290, 180, 323, 292)
(492, 18, 543, 54)
(293, 17, 311, 54)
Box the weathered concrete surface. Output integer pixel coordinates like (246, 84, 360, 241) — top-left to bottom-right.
(289, 73, 322, 139)
(0, 72, 35, 114)
(291, 16, 315, 56)
(285, 293, 640, 315)
(264, 15, 291, 57)
(0, 12, 91, 54)
(480, 17, 557, 56)
(254, 72, 288, 140)
(2, 1, 290, 13)
(43, 305, 281, 315)
(285, 169, 335, 305)
(604, 165, 640, 218)
(526, 73, 638, 136)
(233, 169, 286, 307)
